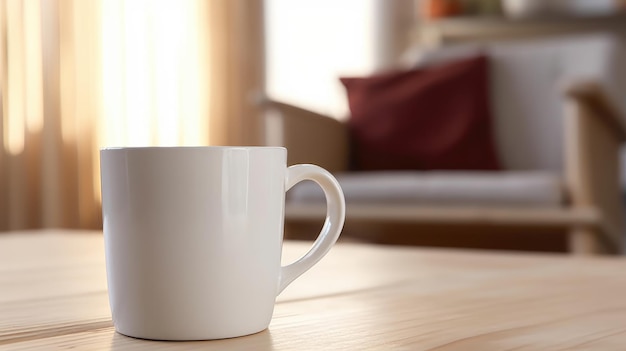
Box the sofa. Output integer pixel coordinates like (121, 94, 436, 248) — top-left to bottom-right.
(262, 34, 626, 254)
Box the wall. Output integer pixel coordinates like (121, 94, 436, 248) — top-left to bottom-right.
(264, 0, 416, 120)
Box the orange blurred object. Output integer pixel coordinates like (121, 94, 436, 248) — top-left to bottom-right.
(422, 0, 463, 19)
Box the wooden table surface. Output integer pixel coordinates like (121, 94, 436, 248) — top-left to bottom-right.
(1, 230, 626, 350)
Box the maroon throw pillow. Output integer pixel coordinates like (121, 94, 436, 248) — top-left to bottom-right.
(341, 55, 501, 171)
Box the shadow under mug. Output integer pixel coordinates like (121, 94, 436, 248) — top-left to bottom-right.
(100, 146, 345, 341)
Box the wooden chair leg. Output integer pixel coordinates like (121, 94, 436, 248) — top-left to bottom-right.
(569, 228, 608, 255)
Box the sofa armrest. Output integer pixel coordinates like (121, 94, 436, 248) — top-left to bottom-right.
(566, 81, 626, 142)
(563, 81, 625, 253)
(260, 99, 349, 173)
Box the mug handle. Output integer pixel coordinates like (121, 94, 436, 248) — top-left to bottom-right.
(277, 164, 346, 294)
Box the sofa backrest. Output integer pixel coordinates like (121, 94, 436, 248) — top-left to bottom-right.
(408, 34, 626, 172)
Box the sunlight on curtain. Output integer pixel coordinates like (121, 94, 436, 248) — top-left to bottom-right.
(96, 0, 210, 204)
(2, 0, 43, 155)
(99, 0, 209, 149)
(0, 0, 215, 230)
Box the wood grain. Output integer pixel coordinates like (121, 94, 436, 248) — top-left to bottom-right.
(2, 230, 626, 350)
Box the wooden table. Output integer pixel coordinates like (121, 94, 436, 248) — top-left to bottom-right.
(2, 230, 626, 350)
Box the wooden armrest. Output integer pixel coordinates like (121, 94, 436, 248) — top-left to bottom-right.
(563, 81, 626, 253)
(566, 81, 626, 141)
(259, 99, 349, 172)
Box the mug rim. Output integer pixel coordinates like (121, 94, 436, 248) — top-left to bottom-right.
(100, 146, 286, 151)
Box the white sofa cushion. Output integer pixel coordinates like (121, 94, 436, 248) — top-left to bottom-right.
(288, 171, 563, 208)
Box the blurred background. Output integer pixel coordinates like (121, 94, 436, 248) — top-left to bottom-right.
(1, 0, 264, 230)
(2, 0, 626, 254)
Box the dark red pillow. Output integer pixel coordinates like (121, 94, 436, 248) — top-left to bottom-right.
(341, 55, 501, 171)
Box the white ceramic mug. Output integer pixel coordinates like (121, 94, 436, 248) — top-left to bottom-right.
(100, 146, 345, 341)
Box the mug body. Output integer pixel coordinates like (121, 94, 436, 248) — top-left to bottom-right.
(100, 146, 287, 340)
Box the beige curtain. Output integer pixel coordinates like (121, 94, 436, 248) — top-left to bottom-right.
(0, 0, 264, 231)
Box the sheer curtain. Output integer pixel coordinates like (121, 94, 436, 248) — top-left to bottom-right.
(0, 0, 264, 231)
